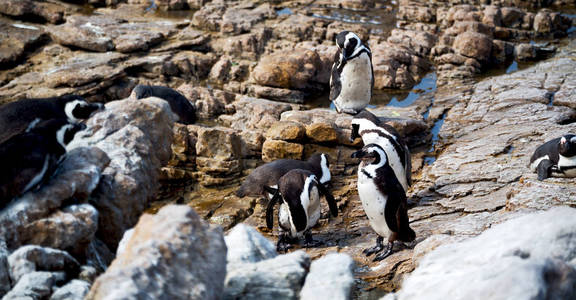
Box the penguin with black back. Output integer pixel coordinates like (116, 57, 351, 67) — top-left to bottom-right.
(351, 110, 412, 193)
(329, 31, 374, 114)
(235, 153, 332, 199)
(0, 119, 86, 209)
(0, 95, 103, 144)
(529, 134, 576, 180)
(130, 85, 196, 124)
(265, 169, 338, 252)
(352, 143, 416, 261)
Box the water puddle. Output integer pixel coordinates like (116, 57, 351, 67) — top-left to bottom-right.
(384, 72, 437, 107)
(276, 7, 293, 16)
(423, 112, 445, 165)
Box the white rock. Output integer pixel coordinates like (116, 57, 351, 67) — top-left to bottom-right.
(225, 223, 276, 266)
(300, 253, 355, 300)
(50, 279, 91, 300)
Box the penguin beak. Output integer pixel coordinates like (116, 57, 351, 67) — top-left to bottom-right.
(560, 137, 567, 145)
(351, 150, 365, 159)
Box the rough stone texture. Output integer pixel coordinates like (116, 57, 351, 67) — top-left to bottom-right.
(68, 98, 176, 250)
(0, 22, 47, 67)
(252, 49, 322, 91)
(265, 121, 306, 141)
(8, 245, 79, 283)
(306, 122, 338, 143)
(262, 139, 304, 162)
(300, 253, 355, 300)
(385, 207, 576, 300)
(87, 205, 227, 300)
(220, 4, 274, 35)
(224, 250, 310, 300)
(50, 279, 91, 300)
(0, 0, 65, 24)
(0, 240, 10, 296)
(225, 224, 277, 267)
(219, 96, 292, 131)
(3, 271, 66, 299)
(178, 85, 235, 119)
(0, 147, 109, 251)
(453, 32, 493, 62)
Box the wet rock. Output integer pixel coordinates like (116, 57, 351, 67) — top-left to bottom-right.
(337, 0, 375, 10)
(50, 280, 91, 300)
(453, 32, 492, 62)
(300, 253, 354, 300)
(3, 271, 66, 299)
(306, 122, 338, 143)
(265, 121, 306, 141)
(154, 0, 190, 10)
(221, 4, 275, 34)
(224, 250, 310, 300)
(0, 240, 9, 296)
(225, 224, 277, 267)
(219, 96, 292, 131)
(252, 49, 322, 91)
(68, 98, 176, 250)
(87, 205, 227, 300)
(262, 139, 304, 162)
(0, 0, 64, 24)
(178, 85, 235, 119)
(386, 207, 576, 300)
(8, 245, 80, 283)
(0, 22, 47, 68)
(0, 147, 109, 251)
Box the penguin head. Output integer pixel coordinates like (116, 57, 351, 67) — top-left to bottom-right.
(130, 84, 153, 99)
(351, 143, 387, 165)
(335, 31, 370, 61)
(27, 119, 86, 148)
(559, 134, 576, 157)
(63, 97, 104, 123)
(350, 113, 380, 142)
(307, 153, 332, 185)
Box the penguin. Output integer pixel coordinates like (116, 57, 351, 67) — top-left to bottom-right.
(329, 31, 374, 115)
(265, 169, 338, 252)
(352, 143, 416, 261)
(130, 84, 196, 124)
(529, 134, 576, 180)
(351, 110, 412, 193)
(0, 119, 86, 209)
(0, 95, 103, 144)
(235, 153, 332, 199)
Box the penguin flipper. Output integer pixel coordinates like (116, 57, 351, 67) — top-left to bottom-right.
(317, 182, 338, 217)
(376, 168, 406, 234)
(404, 145, 412, 187)
(266, 191, 281, 229)
(329, 60, 342, 102)
(536, 159, 554, 181)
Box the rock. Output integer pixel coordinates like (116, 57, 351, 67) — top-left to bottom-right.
(178, 85, 235, 119)
(515, 43, 537, 60)
(218, 28, 272, 59)
(3, 271, 66, 299)
(219, 96, 292, 131)
(482, 6, 502, 27)
(262, 139, 304, 162)
(195, 126, 242, 160)
(115, 228, 134, 257)
(325, 22, 369, 43)
(397, 5, 436, 23)
(0, 0, 64, 24)
(252, 49, 322, 91)
(154, 27, 210, 52)
(534, 11, 553, 33)
(169, 51, 216, 81)
(306, 122, 338, 143)
(221, 4, 274, 34)
(224, 224, 277, 266)
(50, 279, 91, 300)
(0, 240, 9, 296)
(500, 7, 525, 28)
(453, 32, 492, 62)
(208, 56, 232, 84)
(224, 250, 310, 300)
(192, 3, 226, 32)
(247, 85, 305, 104)
(0, 22, 47, 68)
(273, 15, 323, 43)
(387, 207, 576, 300)
(300, 253, 354, 300)
(265, 121, 306, 141)
(68, 98, 176, 250)
(8, 245, 80, 283)
(336, 0, 375, 10)
(87, 205, 227, 300)
(0, 147, 109, 251)
(154, 0, 189, 10)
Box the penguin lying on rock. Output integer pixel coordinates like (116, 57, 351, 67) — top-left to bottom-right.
(265, 169, 338, 252)
(330, 31, 373, 114)
(0, 95, 103, 144)
(351, 110, 412, 193)
(352, 144, 416, 261)
(130, 84, 196, 124)
(0, 119, 86, 209)
(530, 134, 576, 180)
(235, 153, 331, 199)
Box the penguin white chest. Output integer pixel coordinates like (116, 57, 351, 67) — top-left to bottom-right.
(278, 185, 321, 238)
(335, 52, 372, 111)
(559, 155, 576, 177)
(357, 170, 391, 238)
(362, 133, 409, 192)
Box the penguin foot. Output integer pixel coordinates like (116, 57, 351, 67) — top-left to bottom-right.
(372, 243, 394, 262)
(277, 242, 293, 253)
(303, 232, 323, 248)
(363, 236, 384, 256)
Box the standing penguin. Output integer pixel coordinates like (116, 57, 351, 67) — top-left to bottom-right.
(0, 95, 103, 144)
(352, 144, 415, 261)
(130, 85, 196, 124)
(265, 169, 338, 252)
(235, 153, 331, 199)
(0, 119, 86, 209)
(351, 110, 411, 192)
(529, 134, 576, 180)
(330, 31, 374, 115)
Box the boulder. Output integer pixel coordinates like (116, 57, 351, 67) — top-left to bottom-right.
(0, 240, 9, 296)
(50, 280, 91, 300)
(221, 4, 275, 34)
(8, 245, 79, 283)
(192, 3, 226, 32)
(306, 122, 338, 143)
(178, 85, 235, 119)
(300, 253, 355, 300)
(265, 121, 306, 141)
(262, 140, 304, 162)
(219, 96, 292, 131)
(224, 224, 277, 267)
(87, 205, 227, 300)
(252, 49, 322, 90)
(453, 32, 492, 62)
(3, 271, 66, 299)
(0, 22, 47, 67)
(0, 0, 64, 24)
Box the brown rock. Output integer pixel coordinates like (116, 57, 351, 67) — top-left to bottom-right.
(265, 121, 306, 141)
(219, 96, 292, 131)
(0, 0, 64, 24)
(221, 4, 274, 34)
(325, 22, 369, 43)
(397, 5, 436, 23)
(252, 49, 322, 90)
(500, 7, 525, 28)
(482, 6, 502, 27)
(178, 85, 235, 119)
(247, 85, 305, 104)
(195, 126, 242, 160)
(533, 12, 552, 33)
(192, 3, 226, 32)
(218, 28, 272, 59)
(209, 56, 232, 84)
(262, 140, 303, 162)
(336, 0, 375, 10)
(453, 32, 492, 62)
(306, 122, 338, 143)
(0, 22, 47, 68)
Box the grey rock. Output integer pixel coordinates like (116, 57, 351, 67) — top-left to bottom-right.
(0, 22, 47, 67)
(0, 240, 10, 297)
(0, 0, 64, 24)
(219, 96, 292, 131)
(225, 224, 276, 267)
(50, 280, 91, 300)
(224, 250, 310, 300)
(8, 245, 79, 283)
(3, 271, 66, 300)
(300, 253, 355, 300)
(87, 205, 227, 300)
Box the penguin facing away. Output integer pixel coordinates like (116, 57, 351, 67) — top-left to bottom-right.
(0, 95, 103, 144)
(529, 134, 576, 180)
(330, 31, 374, 115)
(351, 110, 412, 193)
(130, 84, 196, 124)
(265, 169, 338, 252)
(235, 153, 331, 199)
(352, 143, 415, 261)
(0, 119, 86, 209)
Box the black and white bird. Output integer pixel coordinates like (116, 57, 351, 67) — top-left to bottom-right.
(529, 134, 576, 180)
(130, 85, 196, 124)
(351, 110, 411, 192)
(235, 153, 331, 199)
(265, 169, 338, 252)
(329, 31, 374, 115)
(352, 144, 415, 261)
(0, 95, 103, 144)
(0, 119, 86, 209)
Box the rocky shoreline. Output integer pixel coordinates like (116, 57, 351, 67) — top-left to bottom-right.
(1, 0, 576, 299)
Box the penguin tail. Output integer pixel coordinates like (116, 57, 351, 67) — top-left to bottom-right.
(399, 225, 416, 243)
(235, 186, 247, 198)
